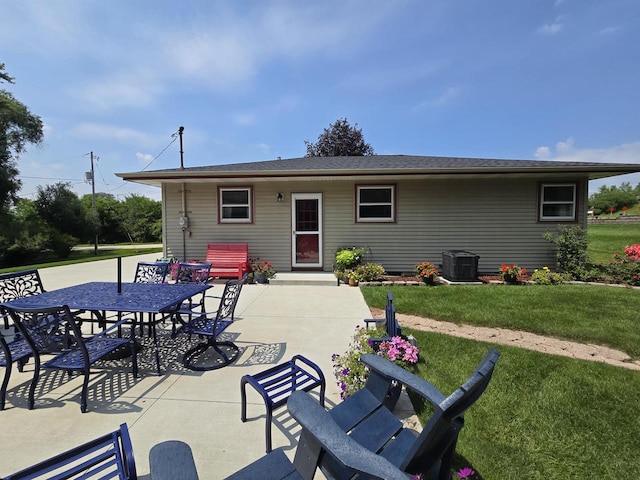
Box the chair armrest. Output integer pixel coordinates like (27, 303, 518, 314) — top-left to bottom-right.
(287, 391, 409, 480)
(361, 353, 446, 407)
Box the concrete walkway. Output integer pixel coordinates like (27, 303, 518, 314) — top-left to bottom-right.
(0, 254, 370, 478)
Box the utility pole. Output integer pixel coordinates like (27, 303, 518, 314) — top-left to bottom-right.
(178, 126, 185, 169)
(90, 152, 98, 255)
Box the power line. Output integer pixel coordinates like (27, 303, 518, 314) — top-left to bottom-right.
(141, 128, 181, 171)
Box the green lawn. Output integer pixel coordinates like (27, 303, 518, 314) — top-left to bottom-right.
(587, 223, 640, 263)
(0, 247, 162, 274)
(407, 331, 640, 479)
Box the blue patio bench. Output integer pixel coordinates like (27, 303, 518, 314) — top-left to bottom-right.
(4, 423, 137, 479)
(240, 354, 326, 452)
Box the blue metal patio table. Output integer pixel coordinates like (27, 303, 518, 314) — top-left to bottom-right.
(1, 281, 211, 375)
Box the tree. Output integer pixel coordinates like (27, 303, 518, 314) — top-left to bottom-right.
(0, 64, 44, 214)
(304, 118, 375, 157)
(81, 193, 125, 244)
(35, 182, 86, 253)
(588, 183, 638, 215)
(120, 194, 162, 243)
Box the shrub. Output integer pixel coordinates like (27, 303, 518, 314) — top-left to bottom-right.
(530, 266, 564, 285)
(624, 244, 640, 260)
(543, 226, 588, 278)
(355, 262, 386, 281)
(334, 246, 365, 272)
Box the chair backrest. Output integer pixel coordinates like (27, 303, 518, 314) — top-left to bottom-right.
(134, 261, 169, 284)
(5, 423, 137, 479)
(288, 391, 408, 480)
(0, 269, 45, 305)
(175, 262, 211, 284)
(403, 348, 501, 472)
(7, 305, 83, 357)
(215, 275, 247, 322)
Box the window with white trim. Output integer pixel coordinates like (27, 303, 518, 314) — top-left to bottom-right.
(357, 185, 395, 222)
(219, 187, 252, 223)
(539, 183, 576, 221)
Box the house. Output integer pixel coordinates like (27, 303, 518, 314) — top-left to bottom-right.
(117, 155, 640, 275)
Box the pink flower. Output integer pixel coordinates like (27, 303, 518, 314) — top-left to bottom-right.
(457, 467, 475, 479)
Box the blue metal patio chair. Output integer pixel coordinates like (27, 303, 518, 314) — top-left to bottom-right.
(6, 304, 138, 413)
(174, 262, 212, 317)
(5, 423, 137, 479)
(0, 270, 47, 410)
(174, 275, 246, 371)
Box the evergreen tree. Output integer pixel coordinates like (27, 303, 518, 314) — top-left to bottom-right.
(304, 118, 374, 157)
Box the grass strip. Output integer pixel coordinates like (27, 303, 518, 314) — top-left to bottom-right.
(406, 330, 640, 479)
(0, 247, 163, 274)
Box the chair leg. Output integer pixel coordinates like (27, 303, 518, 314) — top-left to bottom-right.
(81, 368, 89, 413)
(1, 364, 10, 410)
(28, 355, 41, 410)
(182, 339, 239, 371)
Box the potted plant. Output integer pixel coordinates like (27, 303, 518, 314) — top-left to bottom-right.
(414, 261, 439, 284)
(251, 258, 276, 284)
(346, 269, 361, 286)
(331, 326, 419, 403)
(500, 263, 526, 284)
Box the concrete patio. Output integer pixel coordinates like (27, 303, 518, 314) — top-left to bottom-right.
(0, 254, 372, 478)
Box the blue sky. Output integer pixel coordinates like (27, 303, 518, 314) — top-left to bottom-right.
(2, 0, 639, 202)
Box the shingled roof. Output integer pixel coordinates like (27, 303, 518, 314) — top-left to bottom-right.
(117, 154, 640, 186)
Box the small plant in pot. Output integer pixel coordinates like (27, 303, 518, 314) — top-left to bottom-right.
(414, 261, 439, 284)
(500, 263, 526, 284)
(346, 269, 362, 286)
(251, 258, 276, 284)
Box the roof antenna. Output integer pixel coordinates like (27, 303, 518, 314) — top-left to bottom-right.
(178, 126, 185, 169)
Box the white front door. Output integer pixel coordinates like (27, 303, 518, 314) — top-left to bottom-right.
(291, 193, 323, 269)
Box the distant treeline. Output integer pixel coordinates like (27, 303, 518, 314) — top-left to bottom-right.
(0, 182, 161, 267)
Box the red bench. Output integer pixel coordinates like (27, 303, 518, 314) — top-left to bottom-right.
(206, 243, 249, 279)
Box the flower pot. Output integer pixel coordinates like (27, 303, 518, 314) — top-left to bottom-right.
(348, 278, 358, 286)
(383, 381, 403, 411)
(255, 272, 267, 284)
(420, 275, 435, 285)
(503, 274, 518, 284)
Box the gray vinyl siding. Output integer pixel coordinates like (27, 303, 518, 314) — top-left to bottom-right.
(161, 176, 587, 275)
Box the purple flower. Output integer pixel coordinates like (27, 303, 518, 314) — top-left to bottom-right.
(457, 467, 475, 479)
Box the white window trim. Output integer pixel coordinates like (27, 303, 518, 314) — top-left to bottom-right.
(539, 183, 576, 221)
(219, 187, 252, 223)
(356, 185, 395, 222)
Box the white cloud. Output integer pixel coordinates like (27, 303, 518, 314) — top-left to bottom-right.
(598, 26, 621, 35)
(538, 22, 564, 35)
(233, 113, 257, 127)
(432, 86, 461, 107)
(535, 146, 551, 159)
(135, 152, 153, 167)
(72, 123, 159, 148)
(556, 136, 575, 154)
(534, 139, 640, 193)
